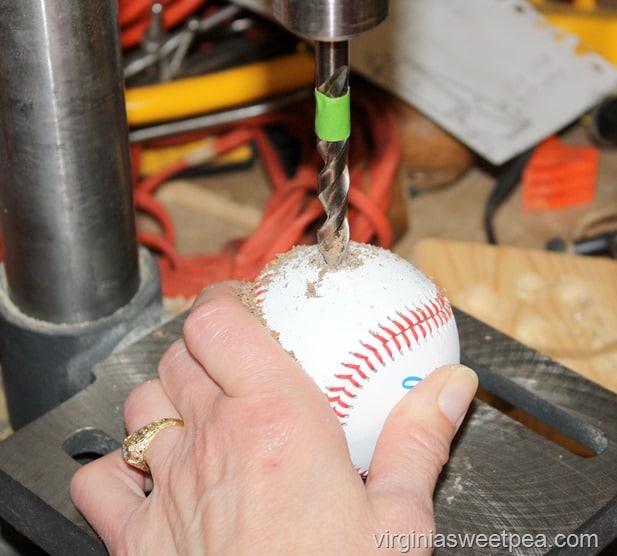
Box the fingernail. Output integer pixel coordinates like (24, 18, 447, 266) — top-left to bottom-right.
(437, 365, 478, 427)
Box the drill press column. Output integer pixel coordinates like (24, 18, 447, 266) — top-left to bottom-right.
(0, 1, 139, 323)
(272, 0, 388, 266)
(0, 1, 162, 428)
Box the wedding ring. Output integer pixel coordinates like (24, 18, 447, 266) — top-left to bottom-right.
(121, 417, 184, 472)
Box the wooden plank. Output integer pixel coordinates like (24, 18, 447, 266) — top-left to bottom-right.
(410, 238, 617, 393)
(157, 179, 263, 232)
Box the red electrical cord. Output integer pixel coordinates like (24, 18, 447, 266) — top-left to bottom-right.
(0, 94, 400, 299)
(0, 4, 402, 302)
(118, 0, 208, 50)
(133, 90, 402, 298)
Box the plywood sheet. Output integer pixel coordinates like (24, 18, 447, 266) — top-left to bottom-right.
(411, 238, 617, 393)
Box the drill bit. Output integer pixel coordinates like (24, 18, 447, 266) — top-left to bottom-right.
(315, 41, 350, 267)
(271, 0, 389, 267)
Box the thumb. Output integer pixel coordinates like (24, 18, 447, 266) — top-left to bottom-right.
(366, 365, 478, 517)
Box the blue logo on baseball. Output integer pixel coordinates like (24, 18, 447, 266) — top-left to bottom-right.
(402, 376, 422, 389)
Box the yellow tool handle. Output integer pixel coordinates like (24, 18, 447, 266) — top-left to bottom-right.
(125, 51, 315, 126)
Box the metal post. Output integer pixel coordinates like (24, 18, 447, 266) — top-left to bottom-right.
(0, 1, 163, 429)
(0, 1, 139, 324)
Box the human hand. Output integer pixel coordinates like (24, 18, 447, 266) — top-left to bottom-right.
(71, 281, 478, 555)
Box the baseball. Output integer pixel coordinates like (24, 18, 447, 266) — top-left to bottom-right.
(253, 241, 460, 475)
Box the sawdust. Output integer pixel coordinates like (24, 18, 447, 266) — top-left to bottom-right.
(321, 242, 363, 275)
(243, 241, 393, 367)
(342, 244, 366, 270)
(257, 242, 387, 300)
(318, 228, 347, 263)
(235, 281, 288, 350)
(235, 281, 263, 322)
(305, 281, 319, 298)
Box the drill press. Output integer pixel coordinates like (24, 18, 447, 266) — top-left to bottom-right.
(0, 2, 615, 554)
(272, 0, 388, 266)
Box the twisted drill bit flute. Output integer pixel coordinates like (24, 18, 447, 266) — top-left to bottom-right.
(272, 0, 389, 266)
(315, 41, 350, 266)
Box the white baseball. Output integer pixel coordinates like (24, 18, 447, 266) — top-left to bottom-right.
(253, 241, 460, 475)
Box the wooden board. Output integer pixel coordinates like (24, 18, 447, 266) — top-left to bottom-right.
(409, 238, 617, 393)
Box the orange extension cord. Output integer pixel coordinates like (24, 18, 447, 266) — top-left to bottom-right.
(132, 91, 401, 298)
(117, 0, 402, 298)
(118, 0, 207, 49)
(0, 2, 401, 300)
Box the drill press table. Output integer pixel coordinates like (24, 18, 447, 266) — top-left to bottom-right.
(0, 304, 615, 555)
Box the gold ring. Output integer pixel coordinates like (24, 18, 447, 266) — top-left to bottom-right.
(121, 417, 184, 472)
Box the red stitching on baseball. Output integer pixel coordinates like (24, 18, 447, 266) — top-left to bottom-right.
(327, 388, 354, 419)
(253, 281, 267, 303)
(252, 278, 453, 428)
(398, 311, 419, 342)
(349, 351, 377, 372)
(328, 394, 352, 409)
(391, 316, 411, 348)
(416, 308, 429, 337)
(371, 330, 394, 359)
(381, 324, 402, 353)
(333, 293, 452, 426)
(335, 373, 362, 388)
(341, 362, 369, 380)
(362, 341, 385, 365)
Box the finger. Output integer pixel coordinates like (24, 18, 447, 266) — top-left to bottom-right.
(366, 365, 478, 513)
(183, 280, 318, 398)
(123, 378, 183, 478)
(158, 338, 222, 421)
(71, 450, 145, 553)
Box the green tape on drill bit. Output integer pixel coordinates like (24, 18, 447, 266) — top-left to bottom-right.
(315, 87, 351, 142)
